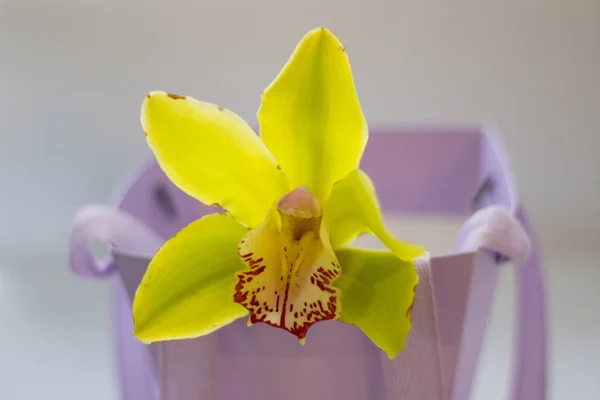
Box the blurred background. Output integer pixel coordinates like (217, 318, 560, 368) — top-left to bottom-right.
(1, 0, 598, 399)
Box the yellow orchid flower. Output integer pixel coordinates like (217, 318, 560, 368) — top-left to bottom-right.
(132, 27, 426, 358)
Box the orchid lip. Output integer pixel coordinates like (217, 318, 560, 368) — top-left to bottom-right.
(233, 185, 340, 342)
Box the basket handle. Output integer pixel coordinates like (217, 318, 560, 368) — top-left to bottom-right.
(512, 209, 546, 400)
(460, 206, 547, 400)
(68, 205, 163, 278)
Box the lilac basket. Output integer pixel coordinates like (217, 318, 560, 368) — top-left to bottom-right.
(69, 127, 546, 400)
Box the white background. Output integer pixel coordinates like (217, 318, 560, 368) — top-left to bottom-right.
(1, 1, 599, 399)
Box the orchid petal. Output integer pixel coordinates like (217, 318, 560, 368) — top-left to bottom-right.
(334, 248, 418, 359)
(142, 91, 288, 228)
(325, 169, 426, 260)
(133, 214, 249, 343)
(258, 28, 367, 201)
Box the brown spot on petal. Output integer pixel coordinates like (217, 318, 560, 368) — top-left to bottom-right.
(217, 105, 224, 111)
(166, 93, 186, 100)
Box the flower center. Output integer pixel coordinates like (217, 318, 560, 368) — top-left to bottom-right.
(277, 185, 321, 239)
(233, 186, 341, 342)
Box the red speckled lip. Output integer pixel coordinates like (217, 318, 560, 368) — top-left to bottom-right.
(234, 249, 339, 341)
(233, 188, 341, 342)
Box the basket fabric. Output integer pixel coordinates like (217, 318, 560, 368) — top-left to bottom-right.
(69, 128, 546, 400)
